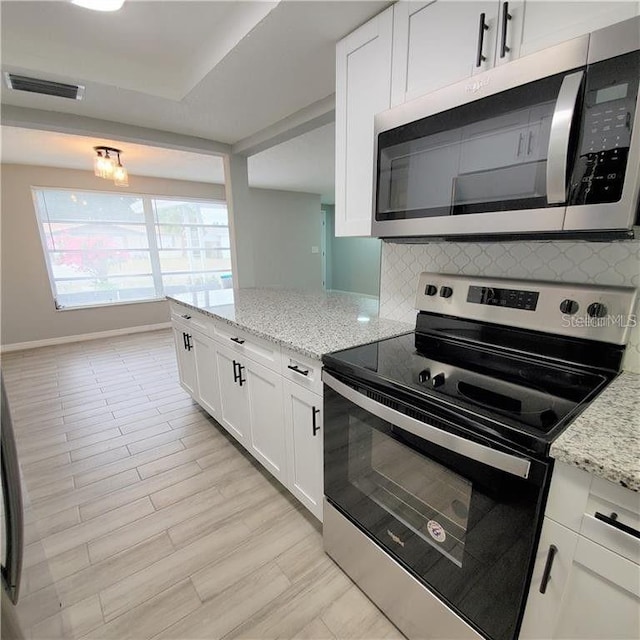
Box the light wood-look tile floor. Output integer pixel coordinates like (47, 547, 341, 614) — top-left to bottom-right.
(2, 329, 404, 640)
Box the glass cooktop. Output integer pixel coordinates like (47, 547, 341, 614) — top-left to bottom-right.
(324, 330, 609, 438)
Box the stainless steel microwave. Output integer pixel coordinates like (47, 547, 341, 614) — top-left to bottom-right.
(373, 17, 640, 239)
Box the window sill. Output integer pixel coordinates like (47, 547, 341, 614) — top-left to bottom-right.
(55, 298, 167, 312)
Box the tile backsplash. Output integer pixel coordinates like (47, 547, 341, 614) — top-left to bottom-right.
(379, 239, 640, 373)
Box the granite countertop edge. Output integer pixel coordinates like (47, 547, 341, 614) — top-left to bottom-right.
(168, 295, 413, 360)
(550, 370, 640, 492)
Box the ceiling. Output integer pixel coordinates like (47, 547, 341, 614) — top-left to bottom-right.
(1, 123, 336, 202)
(1, 0, 390, 144)
(0, 0, 374, 204)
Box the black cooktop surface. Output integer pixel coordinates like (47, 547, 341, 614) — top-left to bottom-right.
(323, 328, 612, 453)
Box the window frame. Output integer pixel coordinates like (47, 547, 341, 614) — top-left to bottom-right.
(31, 186, 232, 311)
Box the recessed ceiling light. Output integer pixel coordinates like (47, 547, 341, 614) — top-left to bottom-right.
(71, 0, 125, 12)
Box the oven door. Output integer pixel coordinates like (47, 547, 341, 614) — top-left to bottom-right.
(323, 371, 551, 640)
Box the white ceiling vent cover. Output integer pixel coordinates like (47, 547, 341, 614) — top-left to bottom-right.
(3, 73, 85, 100)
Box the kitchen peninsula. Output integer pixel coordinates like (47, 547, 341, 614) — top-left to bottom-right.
(167, 287, 412, 520)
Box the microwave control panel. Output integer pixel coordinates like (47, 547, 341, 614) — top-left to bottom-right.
(569, 50, 639, 205)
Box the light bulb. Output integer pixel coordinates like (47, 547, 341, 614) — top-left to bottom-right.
(113, 163, 129, 187)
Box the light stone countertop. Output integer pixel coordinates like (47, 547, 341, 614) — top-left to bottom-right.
(168, 288, 413, 360)
(551, 371, 640, 492)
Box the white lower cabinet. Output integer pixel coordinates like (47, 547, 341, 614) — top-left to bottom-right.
(520, 462, 640, 640)
(216, 342, 251, 447)
(246, 360, 287, 484)
(192, 330, 221, 420)
(283, 380, 323, 521)
(171, 309, 324, 521)
(172, 323, 197, 397)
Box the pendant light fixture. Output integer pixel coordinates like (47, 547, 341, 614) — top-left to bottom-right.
(93, 146, 128, 187)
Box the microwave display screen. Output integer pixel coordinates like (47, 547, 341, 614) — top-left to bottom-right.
(595, 83, 628, 104)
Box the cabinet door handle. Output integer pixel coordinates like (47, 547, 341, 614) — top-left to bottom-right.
(182, 332, 188, 350)
(230, 337, 245, 345)
(312, 407, 320, 436)
(527, 130, 534, 156)
(475, 12, 489, 67)
(500, 2, 511, 58)
(287, 364, 310, 377)
(595, 511, 640, 539)
(539, 544, 557, 594)
(237, 364, 246, 387)
(186, 334, 193, 351)
(233, 360, 240, 383)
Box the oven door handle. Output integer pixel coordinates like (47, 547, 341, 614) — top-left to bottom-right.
(323, 372, 531, 479)
(546, 70, 584, 204)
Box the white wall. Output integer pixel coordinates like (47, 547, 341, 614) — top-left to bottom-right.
(379, 239, 640, 373)
(1, 163, 326, 348)
(235, 187, 323, 290)
(1, 164, 225, 348)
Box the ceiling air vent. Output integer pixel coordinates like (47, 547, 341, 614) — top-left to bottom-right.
(3, 73, 85, 100)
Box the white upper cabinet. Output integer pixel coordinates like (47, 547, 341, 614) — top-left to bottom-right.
(517, 1, 640, 59)
(391, 0, 500, 106)
(335, 6, 393, 237)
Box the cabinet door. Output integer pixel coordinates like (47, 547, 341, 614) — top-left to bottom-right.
(172, 324, 197, 397)
(283, 381, 323, 521)
(335, 6, 393, 237)
(518, 1, 640, 59)
(246, 359, 287, 484)
(216, 343, 250, 446)
(520, 517, 640, 640)
(520, 518, 579, 640)
(553, 536, 640, 640)
(391, 0, 499, 106)
(192, 331, 220, 420)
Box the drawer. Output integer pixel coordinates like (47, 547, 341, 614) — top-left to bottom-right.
(281, 349, 323, 396)
(213, 322, 281, 372)
(170, 304, 215, 337)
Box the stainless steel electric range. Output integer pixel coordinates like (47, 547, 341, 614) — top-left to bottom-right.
(322, 273, 637, 640)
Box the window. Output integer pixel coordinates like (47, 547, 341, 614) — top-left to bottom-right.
(33, 188, 232, 309)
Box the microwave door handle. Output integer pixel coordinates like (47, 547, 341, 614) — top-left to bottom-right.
(1, 376, 24, 605)
(323, 372, 531, 479)
(546, 70, 584, 204)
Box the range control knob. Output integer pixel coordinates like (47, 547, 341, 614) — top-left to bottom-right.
(440, 286, 453, 299)
(559, 299, 579, 315)
(418, 369, 431, 384)
(424, 284, 438, 296)
(587, 302, 608, 318)
(431, 373, 445, 389)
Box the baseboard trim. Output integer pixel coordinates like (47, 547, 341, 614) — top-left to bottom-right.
(1, 322, 171, 353)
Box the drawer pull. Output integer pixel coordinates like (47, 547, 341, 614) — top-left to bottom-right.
(230, 337, 245, 345)
(181, 314, 192, 320)
(539, 544, 557, 594)
(288, 364, 309, 376)
(594, 512, 640, 539)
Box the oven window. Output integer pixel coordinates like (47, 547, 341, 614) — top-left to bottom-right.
(349, 418, 471, 567)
